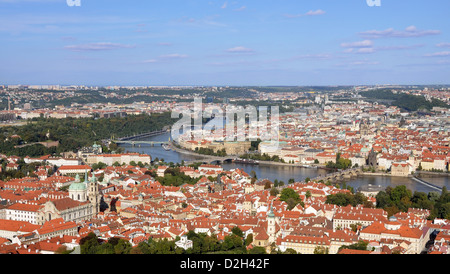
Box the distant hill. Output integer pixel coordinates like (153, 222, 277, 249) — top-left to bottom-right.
(360, 89, 449, 111)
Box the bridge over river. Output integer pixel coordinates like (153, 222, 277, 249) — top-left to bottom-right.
(114, 140, 170, 146)
(105, 130, 170, 146)
(314, 168, 363, 182)
(411, 176, 443, 192)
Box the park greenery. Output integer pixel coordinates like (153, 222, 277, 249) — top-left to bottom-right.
(338, 240, 369, 253)
(360, 89, 449, 111)
(79, 228, 280, 254)
(375, 185, 450, 219)
(325, 153, 352, 170)
(279, 188, 304, 210)
(325, 192, 373, 208)
(0, 158, 49, 181)
(194, 147, 227, 157)
(152, 167, 202, 187)
(79, 227, 305, 254)
(325, 184, 450, 219)
(0, 112, 175, 157)
(240, 153, 284, 163)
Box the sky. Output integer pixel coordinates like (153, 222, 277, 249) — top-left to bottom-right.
(1, 0, 450, 86)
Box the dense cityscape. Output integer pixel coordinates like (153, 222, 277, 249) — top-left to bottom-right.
(1, 2, 450, 271)
(0, 85, 449, 256)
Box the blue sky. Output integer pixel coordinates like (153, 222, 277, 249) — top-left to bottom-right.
(1, 0, 450, 86)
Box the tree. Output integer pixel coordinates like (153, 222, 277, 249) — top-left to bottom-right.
(92, 162, 107, 170)
(305, 190, 312, 199)
(280, 188, 303, 210)
(376, 191, 392, 209)
(248, 246, 267, 254)
(231, 226, 244, 238)
(325, 192, 369, 207)
(338, 240, 368, 252)
(222, 234, 244, 252)
(314, 246, 329, 254)
(437, 203, 450, 219)
(270, 188, 279, 197)
(390, 185, 412, 205)
(245, 234, 253, 246)
(55, 245, 72, 254)
(283, 248, 298, 254)
(114, 238, 132, 254)
(80, 232, 101, 254)
(129, 246, 144, 254)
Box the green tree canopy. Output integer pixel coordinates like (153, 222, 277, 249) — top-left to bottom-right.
(279, 188, 303, 210)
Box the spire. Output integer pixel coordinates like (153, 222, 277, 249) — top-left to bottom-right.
(84, 169, 88, 182)
(268, 200, 275, 218)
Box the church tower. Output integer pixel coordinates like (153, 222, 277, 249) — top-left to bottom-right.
(87, 174, 102, 215)
(267, 202, 276, 243)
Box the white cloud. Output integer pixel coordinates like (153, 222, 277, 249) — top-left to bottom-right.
(424, 51, 450, 57)
(160, 53, 188, 59)
(356, 48, 376, 54)
(305, 9, 326, 16)
(284, 9, 326, 18)
(226, 46, 254, 53)
(174, 16, 227, 28)
(341, 40, 375, 54)
(359, 25, 441, 39)
(335, 60, 380, 67)
(157, 42, 172, 46)
(142, 59, 158, 63)
(234, 6, 246, 12)
(221, 1, 227, 9)
(377, 44, 424, 51)
(341, 40, 374, 48)
(141, 53, 188, 64)
(64, 42, 135, 51)
(350, 60, 380, 66)
(437, 43, 450, 48)
(293, 53, 332, 60)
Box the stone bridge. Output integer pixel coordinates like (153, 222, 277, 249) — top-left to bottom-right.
(314, 168, 362, 183)
(183, 156, 236, 166)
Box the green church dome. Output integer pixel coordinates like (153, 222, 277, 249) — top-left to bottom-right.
(69, 182, 87, 191)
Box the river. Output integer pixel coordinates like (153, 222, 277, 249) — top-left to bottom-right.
(119, 132, 450, 194)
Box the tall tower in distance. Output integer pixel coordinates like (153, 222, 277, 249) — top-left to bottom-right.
(87, 174, 101, 215)
(267, 202, 276, 243)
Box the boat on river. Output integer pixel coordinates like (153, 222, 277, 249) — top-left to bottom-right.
(162, 143, 171, 151)
(233, 158, 259, 165)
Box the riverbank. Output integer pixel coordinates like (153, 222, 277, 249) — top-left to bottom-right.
(169, 141, 328, 169)
(119, 133, 450, 193)
(361, 172, 406, 177)
(416, 171, 450, 177)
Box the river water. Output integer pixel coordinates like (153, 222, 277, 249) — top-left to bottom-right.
(119, 132, 449, 194)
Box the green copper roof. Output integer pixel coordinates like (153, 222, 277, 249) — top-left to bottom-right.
(69, 182, 87, 191)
